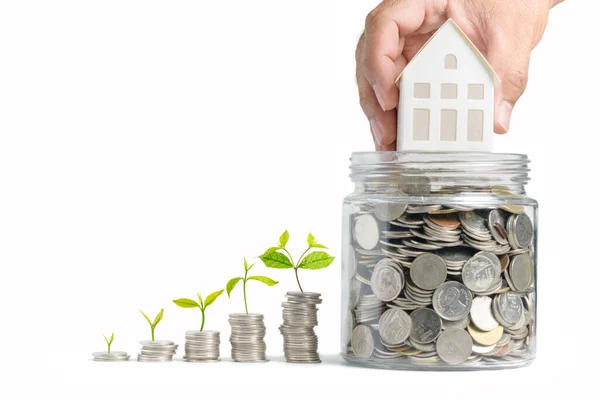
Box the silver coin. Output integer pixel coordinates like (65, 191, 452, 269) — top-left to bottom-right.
(442, 315, 470, 330)
(374, 203, 408, 222)
(495, 292, 523, 326)
(509, 253, 534, 291)
(409, 308, 442, 344)
(459, 211, 488, 233)
(371, 259, 404, 302)
(432, 281, 472, 321)
(351, 325, 374, 359)
(436, 328, 473, 365)
(409, 253, 447, 290)
(488, 209, 509, 245)
(378, 308, 412, 346)
(470, 296, 499, 331)
(354, 214, 379, 250)
(512, 213, 533, 249)
(461, 252, 501, 293)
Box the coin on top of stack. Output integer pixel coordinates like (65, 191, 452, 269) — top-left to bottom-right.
(184, 330, 220, 362)
(137, 340, 178, 362)
(229, 313, 267, 362)
(280, 291, 322, 363)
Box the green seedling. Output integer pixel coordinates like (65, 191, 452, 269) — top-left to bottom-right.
(140, 308, 164, 341)
(226, 258, 278, 314)
(259, 231, 335, 293)
(103, 332, 114, 353)
(173, 290, 224, 331)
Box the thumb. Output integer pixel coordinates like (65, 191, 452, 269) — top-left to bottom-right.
(486, 31, 532, 134)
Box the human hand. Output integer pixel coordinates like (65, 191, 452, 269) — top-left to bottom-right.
(356, 0, 563, 150)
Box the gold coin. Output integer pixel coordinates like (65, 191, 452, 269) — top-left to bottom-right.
(500, 204, 525, 214)
(396, 348, 422, 356)
(428, 208, 458, 215)
(467, 324, 504, 346)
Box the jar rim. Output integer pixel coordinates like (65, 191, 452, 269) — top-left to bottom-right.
(350, 151, 528, 165)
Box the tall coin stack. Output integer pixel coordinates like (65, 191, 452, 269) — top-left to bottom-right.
(183, 330, 220, 362)
(137, 340, 178, 362)
(279, 291, 322, 363)
(229, 313, 267, 362)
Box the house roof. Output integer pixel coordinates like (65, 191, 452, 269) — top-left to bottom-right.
(394, 19, 500, 86)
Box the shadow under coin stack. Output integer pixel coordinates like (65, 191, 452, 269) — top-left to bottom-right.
(183, 331, 220, 362)
(229, 313, 267, 362)
(348, 202, 535, 368)
(279, 291, 322, 363)
(137, 340, 178, 362)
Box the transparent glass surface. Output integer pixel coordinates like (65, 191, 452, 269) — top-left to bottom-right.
(341, 152, 537, 370)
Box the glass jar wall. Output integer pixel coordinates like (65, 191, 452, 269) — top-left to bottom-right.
(341, 152, 537, 370)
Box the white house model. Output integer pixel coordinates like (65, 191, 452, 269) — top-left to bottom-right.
(395, 19, 499, 152)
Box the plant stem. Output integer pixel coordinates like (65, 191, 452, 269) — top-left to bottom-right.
(243, 268, 249, 314)
(297, 247, 311, 266)
(151, 327, 155, 341)
(108, 343, 111, 354)
(200, 308, 205, 331)
(282, 248, 295, 265)
(294, 268, 304, 293)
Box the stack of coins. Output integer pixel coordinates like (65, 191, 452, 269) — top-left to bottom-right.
(229, 313, 267, 362)
(348, 203, 535, 367)
(279, 291, 322, 363)
(137, 340, 178, 362)
(92, 351, 130, 362)
(183, 330, 220, 362)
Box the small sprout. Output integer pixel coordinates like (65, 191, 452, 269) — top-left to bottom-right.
(259, 231, 335, 292)
(173, 289, 224, 331)
(226, 257, 278, 314)
(103, 332, 114, 353)
(140, 308, 164, 341)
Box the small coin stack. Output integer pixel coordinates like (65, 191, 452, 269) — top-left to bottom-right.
(92, 351, 130, 362)
(347, 200, 535, 367)
(137, 340, 178, 362)
(279, 291, 322, 363)
(229, 313, 267, 362)
(183, 330, 220, 362)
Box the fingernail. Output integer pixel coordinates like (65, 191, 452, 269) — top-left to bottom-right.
(498, 101, 513, 133)
(370, 119, 384, 145)
(373, 84, 387, 111)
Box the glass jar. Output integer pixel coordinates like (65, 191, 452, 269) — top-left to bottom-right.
(341, 152, 537, 370)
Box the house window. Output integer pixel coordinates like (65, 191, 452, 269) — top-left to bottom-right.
(468, 84, 485, 100)
(445, 54, 457, 69)
(467, 110, 484, 142)
(413, 109, 430, 141)
(414, 83, 430, 99)
(441, 110, 457, 141)
(441, 83, 457, 99)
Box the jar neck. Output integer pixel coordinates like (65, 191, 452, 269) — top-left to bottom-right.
(349, 152, 530, 196)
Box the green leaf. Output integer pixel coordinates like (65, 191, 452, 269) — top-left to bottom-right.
(173, 298, 200, 308)
(247, 275, 279, 286)
(197, 293, 204, 309)
(103, 334, 109, 345)
(204, 289, 224, 307)
(244, 257, 249, 271)
(311, 243, 328, 249)
(278, 230, 290, 247)
(262, 247, 281, 256)
(259, 251, 294, 269)
(154, 309, 164, 326)
(140, 310, 152, 326)
(226, 277, 243, 297)
(109, 333, 114, 345)
(307, 232, 315, 247)
(297, 251, 335, 270)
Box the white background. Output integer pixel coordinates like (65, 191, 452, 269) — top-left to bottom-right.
(0, 0, 597, 398)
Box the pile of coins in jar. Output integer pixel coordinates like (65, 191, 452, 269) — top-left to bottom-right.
(346, 202, 535, 367)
